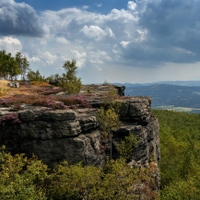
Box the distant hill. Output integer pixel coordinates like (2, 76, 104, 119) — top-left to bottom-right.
(124, 83, 200, 113)
(114, 81, 200, 87)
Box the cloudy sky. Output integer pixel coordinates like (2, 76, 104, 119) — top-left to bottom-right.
(0, 0, 200, 84)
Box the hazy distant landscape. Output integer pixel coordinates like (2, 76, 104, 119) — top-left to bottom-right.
(123, 81, 200, 113)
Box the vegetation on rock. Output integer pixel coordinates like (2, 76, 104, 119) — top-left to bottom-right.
(0, 93, 90, 110)
(116, 132, 138, 162)
(96, 106, 122, 159)
(59, 59, 82, 94)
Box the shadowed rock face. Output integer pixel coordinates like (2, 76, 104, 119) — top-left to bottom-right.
(0, 96, 159, 169)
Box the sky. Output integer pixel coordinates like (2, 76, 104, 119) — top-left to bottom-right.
(0, 0, 200, 84)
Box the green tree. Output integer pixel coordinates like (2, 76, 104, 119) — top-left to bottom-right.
(0, 50, 7, 79)
(27, 70, 45, 81)
(15, 52, 30, 80)
(46, 73, 61, 82)
(96, 106, 122, 159)
(59, 59, 82, 94)
(153, 109, 200, 199)
(0, 50, 21, 81)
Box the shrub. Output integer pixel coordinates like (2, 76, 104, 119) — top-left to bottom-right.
(0, 93, 91, 110)
(0, 146, 48, 200)
(48, 158, 159, 200)
(102, 86, 120, 102)
(35, 87, 63, 95)
(0, 146, 159, 200)
(116, 132, 138, 162)
(48, 162, 103, 200)
(96, 106, 123, 159)
(0, 113, 21, 125)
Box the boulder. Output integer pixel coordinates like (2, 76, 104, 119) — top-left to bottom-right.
(7, 82, 19, 88)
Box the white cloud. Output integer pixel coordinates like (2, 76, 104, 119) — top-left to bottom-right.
(0, 36, 22, 54)
(127, 1, 137, 11)
(1, 0, 200, 83)
(72, 50, 87, 68)
(42, 52, 57, 66)
(82, 5, 89, 10)
(29, 56, 41, 63)
(97, 4, 102, 8)
(136, 29, 148, 42)
(88, 50, 111, 66)
(56, 36, 69, 44)
(120, 41, 130, 48)
(81, 25, 105, 40)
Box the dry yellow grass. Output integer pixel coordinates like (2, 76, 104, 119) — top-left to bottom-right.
(0, 80, 9, 88)
(0, 80, 11, 96)
(0, 80, 51, 97)
(30, 81, 51, 87)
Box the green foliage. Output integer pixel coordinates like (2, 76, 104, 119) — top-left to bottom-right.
(45, 73, 61, 82)
(48, 158, 158, 200)
(85, 85, 94, 93)
(0, 147, 158, 200)
(0, 50, 21, 81)
(59, 60, 82, 94)
(161, 177, 200, 200)
(96, 106, 122, 134)
(0, 146, 48, 200)
(48, 161, 103, 200)
(103, 79, 110, 85)
(27, 70, 45, 81)
(153, 109, 200, 199)
(0, 50, 30, 81)
(102, 159, 159, 200)
(96, 106, 122, 159)
(15, 52, 30, 80)
(116, 132, 138, 162)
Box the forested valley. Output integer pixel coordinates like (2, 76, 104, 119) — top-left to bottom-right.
(153, 110, 200, 199)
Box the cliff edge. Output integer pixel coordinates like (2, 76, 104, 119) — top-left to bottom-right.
(0, 84, 160, 192)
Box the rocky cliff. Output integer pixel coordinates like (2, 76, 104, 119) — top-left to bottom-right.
(0, 84, 160, 196)
(0, 93, 160, 166)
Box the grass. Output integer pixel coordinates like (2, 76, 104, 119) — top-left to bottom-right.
(0, 80, 91, 110)
(0, 88, 9, 97)
(0, 80, 128, 110)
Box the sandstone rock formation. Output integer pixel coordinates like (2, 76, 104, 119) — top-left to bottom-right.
(0, 96, 160, 169)
(0, 84, 160, 196)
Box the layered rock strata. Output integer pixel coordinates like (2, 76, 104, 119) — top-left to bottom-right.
(0, 96, 160, 170)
